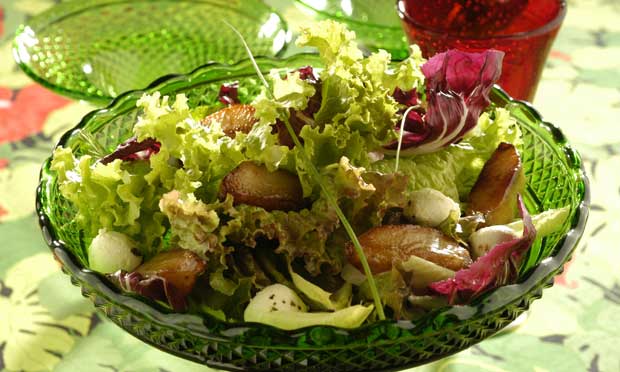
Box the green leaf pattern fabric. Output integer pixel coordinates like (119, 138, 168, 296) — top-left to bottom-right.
(1, 0, 619, 371)
(0, 254, 92, 371)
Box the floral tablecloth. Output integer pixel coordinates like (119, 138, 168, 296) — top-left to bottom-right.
(1, 0, 619, 371)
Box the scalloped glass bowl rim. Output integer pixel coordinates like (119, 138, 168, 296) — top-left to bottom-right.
(36, 54, 590, 337)
(12, 0, 289, 104)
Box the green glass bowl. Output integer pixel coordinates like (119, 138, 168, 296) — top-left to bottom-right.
(36, 54, 589, 372)
(294, 0, 409, 60)
(13, 0, 289, 104)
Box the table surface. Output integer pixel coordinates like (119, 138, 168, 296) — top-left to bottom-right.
(1, 1, 619, 371)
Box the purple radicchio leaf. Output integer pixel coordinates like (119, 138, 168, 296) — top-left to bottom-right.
(295, 65, 322, 116)
(429, 194, 536, 304)
(383, 109, 428, 150)
(393, 87, 419, 107)
(100, 137, 161, 165)
(297, 65, 319, 84)
(386, 49, 504, 155)
(110, 270, 187, 311)
(218, 81, 240, 105)
(273, 66, 322, 148)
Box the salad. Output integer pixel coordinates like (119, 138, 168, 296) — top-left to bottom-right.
(50, 21, 568, 330)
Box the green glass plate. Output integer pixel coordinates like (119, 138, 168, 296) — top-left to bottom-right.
(36, 54, 589, 372)
(294, 0, 409, 60)
(13, 0, 289, 104)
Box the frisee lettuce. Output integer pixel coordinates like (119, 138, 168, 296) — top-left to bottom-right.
(51, 148, 167, 257)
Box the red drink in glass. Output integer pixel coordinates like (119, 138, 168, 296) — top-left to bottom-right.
(397, 0, 566, 101)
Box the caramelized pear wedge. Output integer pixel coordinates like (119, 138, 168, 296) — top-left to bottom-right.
(219, 161, 305, 211)
(346, 225, 472, 274)
(467, 142, 526, 226)
(135, 249, 206, 297)
(201, 104, 257, 138)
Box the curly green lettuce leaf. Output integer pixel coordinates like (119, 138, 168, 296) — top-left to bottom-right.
(54, 93, 294, 257)
(253, 71, 317, 126)
(343, 176, 407, 237)
(389, 45, 427, 92)
(158, 190, 221, 256)
(222, 202, 342, 275)
(51, 148, 166, 257)
(51, 92, 239, 257)
(134, 91, 299, 202)
(366, 46, 426, 93)
(323, 157, 375, 199)
(293, 124, 367, 196)
(302, 70, 397, 167)
(134, 92, 246, 198)
(241, 120, 294, 172)
(160, 190, 341, 275)
(296, 20, 363, 72)
(51, 93, 249, 258)
(296, 21, 424, 92)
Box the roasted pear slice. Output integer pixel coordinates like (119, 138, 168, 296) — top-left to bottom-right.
(135, 249, 206, 297)
(219, 161, 304, 211)
(346, 225, 472, 274)
(467, 142, 526, 226)
(201, 104, 257, 138)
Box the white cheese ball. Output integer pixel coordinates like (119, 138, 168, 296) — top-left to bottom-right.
(409, 188, 460, 227)
(88, 229, 142, 274)
(469, 225, 519, 259)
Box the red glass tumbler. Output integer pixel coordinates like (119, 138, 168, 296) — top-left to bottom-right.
(397, 0, 567, 102)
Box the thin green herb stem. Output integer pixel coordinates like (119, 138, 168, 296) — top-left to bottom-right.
(225, 21, 386, 320)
